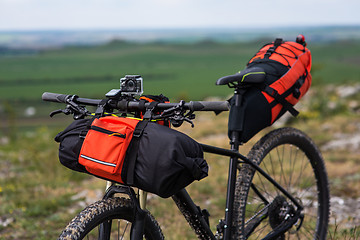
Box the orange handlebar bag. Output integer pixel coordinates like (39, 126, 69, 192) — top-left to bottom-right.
(78, 116, 139, 183)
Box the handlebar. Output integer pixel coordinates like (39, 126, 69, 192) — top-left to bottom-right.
(42, 92, 230, 112)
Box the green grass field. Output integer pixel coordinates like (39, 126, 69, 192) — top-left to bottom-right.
(1, 40, 360, 102)
(0, 41, 251, 101)
(1, 39, 359, 131)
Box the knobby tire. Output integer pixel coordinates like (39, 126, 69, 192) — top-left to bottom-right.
(233, 127, 329, 240)
(58, 197, 164, 240)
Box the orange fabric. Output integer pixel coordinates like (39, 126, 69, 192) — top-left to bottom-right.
(79, 116, 139, 183)
(249, 41, 309, 68)
(140, 96, 157, 102)
(253, 41, 312, 123)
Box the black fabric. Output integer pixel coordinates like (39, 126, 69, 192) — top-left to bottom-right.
(124, 122, 208, 198)
(250, 59, 300, 119)
(121, 120, 149, 185)
(247, 59, 289, 84)
(228, 60, 289, 143)
(228, 88, 271, 143)
(54, 118, 94, 173)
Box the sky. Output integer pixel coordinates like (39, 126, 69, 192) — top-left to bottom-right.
(0, 0, 359, 30)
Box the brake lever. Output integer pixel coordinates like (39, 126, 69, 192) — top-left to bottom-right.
(160, 101, 197, 128)
(49, 96, 90, 119)
(50, 109, 66, 117)
(49, 108, 72, 117)
(184, 117, 194, 128)
(161, 100, 186, 116)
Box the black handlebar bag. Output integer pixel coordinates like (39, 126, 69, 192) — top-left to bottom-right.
(123, 120, 208, 198)
(55, 117, 208, 198)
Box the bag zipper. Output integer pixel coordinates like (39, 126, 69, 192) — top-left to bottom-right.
(91, 125, 126, 138)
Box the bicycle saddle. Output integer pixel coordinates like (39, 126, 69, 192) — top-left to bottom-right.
(216, 67, 266, 85)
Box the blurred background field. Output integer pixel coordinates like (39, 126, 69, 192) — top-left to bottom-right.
(2, 28, 360, 131)
(0, 27, 360, 239)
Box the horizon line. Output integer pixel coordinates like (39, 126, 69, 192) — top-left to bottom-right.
(1, 24, 360, 32)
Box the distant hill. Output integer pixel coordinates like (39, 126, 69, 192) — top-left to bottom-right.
(1, 26, 360, 48)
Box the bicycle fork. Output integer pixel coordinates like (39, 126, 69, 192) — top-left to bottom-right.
(102, 183, 147, 240)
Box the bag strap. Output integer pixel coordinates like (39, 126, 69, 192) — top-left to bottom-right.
(124, 119, 149, 185)
(142, 101, 158, 119)
(262, 85, 299, 117)
(122, 102, 158, 185)
(292, 74, 306, 99)
(264, 38, 283, 59)
(94, 99, 108, 117)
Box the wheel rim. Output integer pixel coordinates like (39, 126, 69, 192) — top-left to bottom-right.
(244, 143, 322, 239)
(82, 217, 133, 240)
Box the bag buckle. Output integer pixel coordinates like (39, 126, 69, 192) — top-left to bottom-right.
(133, 128, 144, 138)
(142, 101, 159, 120)
(133, 120, 149, 138)
(79, 130, 88, 139)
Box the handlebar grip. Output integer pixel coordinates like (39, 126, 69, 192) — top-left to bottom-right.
(42, 92, 69, 103)
(189, 101, 230, 111)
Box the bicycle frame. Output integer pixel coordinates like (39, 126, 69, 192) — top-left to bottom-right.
(102, 91, 303, 240)
(205, 89, 301, 239)
(200, 143, 303, 239)
(103, 141, 304, 240)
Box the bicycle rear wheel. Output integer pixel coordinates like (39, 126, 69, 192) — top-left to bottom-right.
(233, 128, 329, 239)
(58, 197, 164, 240)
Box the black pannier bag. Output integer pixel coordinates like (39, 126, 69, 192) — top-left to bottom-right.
(55, 116, 208, 198)
(221, 37, 312, 143)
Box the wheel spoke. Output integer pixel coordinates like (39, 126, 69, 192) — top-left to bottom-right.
(234, 128, 329, 239)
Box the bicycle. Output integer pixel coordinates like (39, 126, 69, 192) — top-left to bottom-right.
(42, 72, 330, 239)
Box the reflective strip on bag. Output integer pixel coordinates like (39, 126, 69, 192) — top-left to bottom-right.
(80, 154, 116, 167)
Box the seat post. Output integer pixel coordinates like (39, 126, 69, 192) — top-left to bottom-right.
(231, 86, 247, 139)
(223, 87, 242, 239)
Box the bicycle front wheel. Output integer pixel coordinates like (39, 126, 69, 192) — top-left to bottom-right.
(58, 197, 164, 240)
(233, 127, 329, 239)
